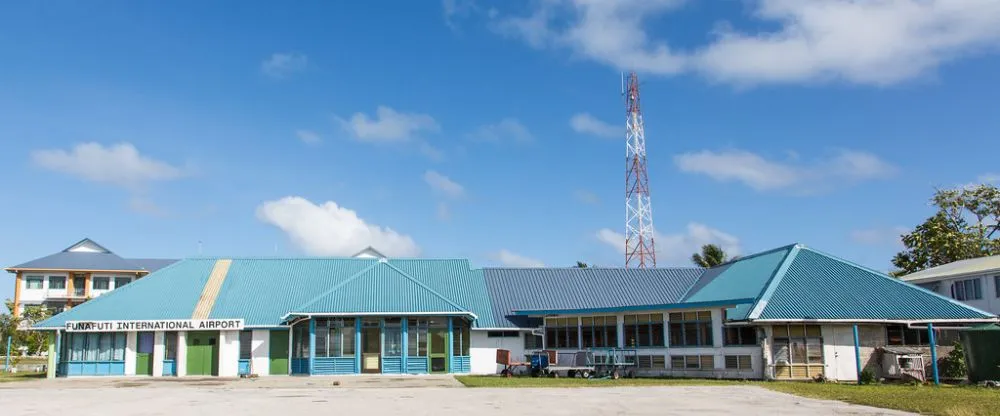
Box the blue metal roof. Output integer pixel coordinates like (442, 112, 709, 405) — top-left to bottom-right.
(482, 267, 705, 328)
(8, 238, 178, 272)
(682, 245, 793, 305)
(125, 258, 179, 272)
(750, 247, 996, 321)
(36, 259, 217, 328)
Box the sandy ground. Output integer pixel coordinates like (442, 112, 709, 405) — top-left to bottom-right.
(0, 376, 915, 416)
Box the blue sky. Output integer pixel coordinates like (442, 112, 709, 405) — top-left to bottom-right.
(2, 1, 1000, 304)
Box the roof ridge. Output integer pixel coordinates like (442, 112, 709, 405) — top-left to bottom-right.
(798, 246, 996, 318)
(478, 266, 705, 270)
(286, 262, 383, 312)
(746, 244, 802, 320)
(382, 262, 470, 313)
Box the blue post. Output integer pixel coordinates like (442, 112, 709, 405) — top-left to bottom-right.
(447, 317, 454, 373)
(928, 323, 939, 385)
(308, 318, 316, 375)
(401, 318, 408, 372)
(853, 324, 862, 384)
(354, 318, 362, 374)
(4, 336, 10, 372)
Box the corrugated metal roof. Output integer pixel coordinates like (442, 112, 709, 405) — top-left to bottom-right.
(36, 259, 217, 328)
(10, 252, 147, 272)
(483, 267, 704, 328)
(753, 248, 995, 321)
(291, 262, 469, 316)
(900, 255, 1000, 282)
(388, 259, 498, 328)
(682, 245, 793, 305)
(125, 258, 179, 272)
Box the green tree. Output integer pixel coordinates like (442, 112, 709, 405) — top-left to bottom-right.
(691, 244, 736, 268)
(1, 300, 52, 356)
(892, 184, 1000, 276)
(941, 341, 968, 379)
(575, 261, 589, 268)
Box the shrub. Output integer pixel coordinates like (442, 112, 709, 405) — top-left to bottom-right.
(859, 369, 876, 385)
(940, 341, 968, 379)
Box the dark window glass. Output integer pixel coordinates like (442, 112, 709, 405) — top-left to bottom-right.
(239, 330, 252, 360)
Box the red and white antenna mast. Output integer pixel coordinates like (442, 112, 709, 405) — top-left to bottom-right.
(623, 71, 656, 268)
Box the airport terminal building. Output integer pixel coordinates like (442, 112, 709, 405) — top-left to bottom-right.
(31, 243, 996, 381)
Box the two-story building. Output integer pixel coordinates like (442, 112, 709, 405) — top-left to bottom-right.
(6, 238, 177, 316)
(899, 255, 1000, 316)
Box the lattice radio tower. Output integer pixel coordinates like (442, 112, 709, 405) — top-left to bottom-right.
(623, 71, 656, 268)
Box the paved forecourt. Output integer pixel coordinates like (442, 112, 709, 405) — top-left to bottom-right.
(0, 379, 913, 416)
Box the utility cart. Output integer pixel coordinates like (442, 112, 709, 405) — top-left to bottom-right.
(591, 347, 638, 379)
(536, 350, 598, 378)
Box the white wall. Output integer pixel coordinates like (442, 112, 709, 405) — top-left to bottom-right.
(470, 330, 527, 375)
(218, 330, 240, 377)
(124, 332, 137, 376)
(152, 332, 165, 377)
(176, 331, 187, 377)
(918, 274, 1000, 315)
(251, 330, 270, 376)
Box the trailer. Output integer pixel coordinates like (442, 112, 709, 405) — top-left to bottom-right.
(591, 347, 638, 379)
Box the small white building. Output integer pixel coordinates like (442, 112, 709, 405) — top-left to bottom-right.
(900, 255, 1000, 316)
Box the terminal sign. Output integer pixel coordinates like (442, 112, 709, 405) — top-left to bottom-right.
(64, 319, 244, 332)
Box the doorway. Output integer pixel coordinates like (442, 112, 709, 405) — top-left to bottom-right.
(186, 331, 219, 376)
(361, 319, 381, 373)
(429, 327, 448, 373)
(269, 330, 289, 375)
(135, 332, 154, 375)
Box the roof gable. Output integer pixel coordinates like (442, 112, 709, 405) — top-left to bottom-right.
(750, 247, 996, 322)
(63, 238, 112, 254)
(289, 261, 470, 316)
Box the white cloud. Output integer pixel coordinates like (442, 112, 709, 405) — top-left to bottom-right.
(418, 142, 446, 162)
(468, 118, 533, 143)
(261, 53, 308, 79)
(31, 142, 187, 190)
(335, 106, 440, 143)
(673, 149, 897, 192)
(256, 196, 420, 257)
(296, 130, 322, 145)
(850, 226, 909, 247)
(423, 170, 464, 198)
(574, 189, 600, 205)
(492, 249, 545, 267)
(490, 0, 1000, 86)
(597, 222, 741, 266)
(570, 113, 619, 138)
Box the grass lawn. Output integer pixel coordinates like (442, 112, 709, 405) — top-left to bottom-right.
(0, 372, 45, 383)
(766, 383, 1000, 416)
(456, 376, 1000, 415)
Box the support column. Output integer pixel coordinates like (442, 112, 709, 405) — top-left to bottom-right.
(46, 332, 57, 378)
(616, 314, 625, 348)
(84, 273, 92, 299)
(928, 323, 940, 385)
(12, 272, 22, 317)
(251, 330, 270, 376)
(447, 317, 454, 373)
(308, 319, 316, 375)
(401, 318, 408, 372)
(124, 332, 137, 376)
(152, 332, 165, 377)
(176, 331, 188, 377)
(853, 324, 862, 384)
(354, 318, 362, 374)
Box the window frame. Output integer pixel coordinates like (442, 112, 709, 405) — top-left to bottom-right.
(623, 314, 664, 348)
(886, 324, 930, 346)
(995, 276, 1000, 298)
(47, 276, 66, 290)
(952, 278, 983, 301)
(582, 315, 619, 348)
(524, 333, 543, 350)
(544, 317, 579, 349)
(723, 326, 757, 346)
(452, 319, 471, 357)
(239, 330, 253, 360)
(114, 277, 132, 289)
(668, 311, 713, 347)
(724, 355, 752, 370)
(25, 276, 44, 290)
(92, 276, 111, 291)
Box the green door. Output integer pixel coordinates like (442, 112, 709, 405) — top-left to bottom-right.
(429, 328, 448, 373)
(135, 332, 154, 375)
(186, 331, 219, 376)
(269, 330, 289, 375)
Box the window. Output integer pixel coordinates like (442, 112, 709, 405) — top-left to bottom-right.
(25, 276, 43, 289)
(952, 278, 982, 301)
(636, 355, 666, 369)
(887, 324, 930, 346)
(315, 318, 355, 357)
(291, 322, 309, 359)
(582, 316, 618, 348)
(995, 276, 1000, 298)
(487, 331, 519, 338)
(48, 276, 66, 290)
(772, 324, 824, 379)
(725, 355, 752, 370)
(239, 330, 253, 360)
(524, 333, 543, 350)
(670, 355, 713, 370)
(453, 319, 471, 357)
(93, 277, 110, 290)
(724, 326, 757, 346)
(114, 277, 132, 288)
(669, 312, 713, 347)
(544, 318, 579, 349)
(408, 319, 429, 357)
(61, 332, 126, 362)
(624, 314, 664, 347)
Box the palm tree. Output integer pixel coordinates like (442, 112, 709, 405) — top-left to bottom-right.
(691, 244, 736, 268)
(575, 261, 590, 268)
